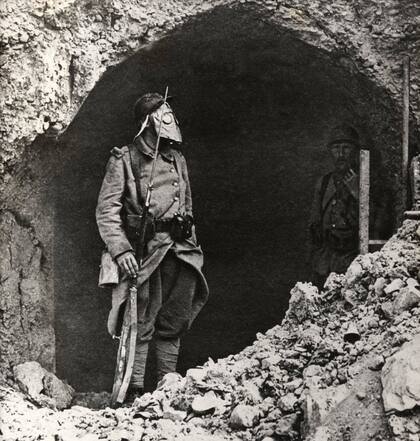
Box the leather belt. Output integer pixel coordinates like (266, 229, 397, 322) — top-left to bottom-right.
(154, 219, 172, 233)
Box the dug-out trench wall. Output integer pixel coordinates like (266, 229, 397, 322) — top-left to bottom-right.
(0, 8, 407, 392)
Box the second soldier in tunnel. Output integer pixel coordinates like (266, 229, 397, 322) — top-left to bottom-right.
(96, 93, 209, 401)
(308, 125, 391, 289)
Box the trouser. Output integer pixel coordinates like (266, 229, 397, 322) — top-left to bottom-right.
(310, 245, 358, 289)
(130, 251, 198, 389)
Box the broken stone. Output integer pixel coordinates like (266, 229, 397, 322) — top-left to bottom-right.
(381, 302, 394, 320)
(405, 420, 420, 434)
(261, 354, 281, 370)
(392, 286, 420, 315)
(188, 417, 206, 427)
(229, 404, 260, 429)
(367, 354, 385, 371)
(323, 272, 345, 299)
(278, 392, 298, 412)
(407, 278, 420, 289)
(13, 361, 45, 398)
(356, 391, 366, 400)
(388, 414, 405, 436)
(162, 405, 187, 422)
(134, 392, 154, 410)
(241, 380, 263, 403)
(157, 372, 183, 390)
(12, 361, 74, 410)
(43, 372, 74, 410)
(384, 278, 405, 295)
(311, 426, 332, 441)
(343, 288, 359, 306)
(374, 277, 387, 296)
(300, 324, 323, 348)
(286, 282, 319, 323)
(345, 261, 363, 285)
(133, 392, 163, 419)
(381, 333, 420, 412)
(191, 391, 219, 415)
(186, 368, 207, 383)
(107, 429, 132, 441)
(285, 378, 303, 392)
(157, 418, 178, 436)
(304, 365, 323, 378)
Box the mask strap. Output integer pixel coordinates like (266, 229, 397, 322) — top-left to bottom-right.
(133, 114, 149, 141)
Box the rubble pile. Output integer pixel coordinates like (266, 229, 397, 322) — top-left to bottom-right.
(1, 220, 419, 441)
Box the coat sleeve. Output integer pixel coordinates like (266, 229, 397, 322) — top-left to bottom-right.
(181, 155, 193, 216)
(96, 156, 133, 259)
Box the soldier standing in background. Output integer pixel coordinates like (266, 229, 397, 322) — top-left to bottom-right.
(96, 93, 209, 401)
(308, 125, 361, 289)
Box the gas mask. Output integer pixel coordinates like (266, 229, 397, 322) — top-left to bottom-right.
(135, 102, 182, 144)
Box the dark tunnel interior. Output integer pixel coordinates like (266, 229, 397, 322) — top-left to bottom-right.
(51, 8, 400, 391)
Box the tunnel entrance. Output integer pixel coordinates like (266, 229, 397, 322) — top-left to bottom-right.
(52, 7, 400, 391)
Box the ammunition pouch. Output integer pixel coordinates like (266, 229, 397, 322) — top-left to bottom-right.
(167, 213, 193, 242)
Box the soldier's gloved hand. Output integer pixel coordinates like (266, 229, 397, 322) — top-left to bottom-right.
(116, 252, 139, 278)
(343, 168, 359, 200)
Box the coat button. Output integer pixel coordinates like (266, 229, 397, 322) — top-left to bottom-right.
(174, 196, 179, 201)
(173, 181, 178, 186)
(170, 168, 175, 173)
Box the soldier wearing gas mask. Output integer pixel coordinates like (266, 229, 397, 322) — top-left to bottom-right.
(96, 92, 209, 400)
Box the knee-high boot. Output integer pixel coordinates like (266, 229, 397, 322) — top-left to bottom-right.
(155, 338, 180, 383)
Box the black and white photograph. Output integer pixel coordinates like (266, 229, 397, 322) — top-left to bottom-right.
(1, 1, 420, 440)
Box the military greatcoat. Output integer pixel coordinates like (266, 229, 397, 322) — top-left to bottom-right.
(96, 135, 209, 336)
(308, 172, 359, 285)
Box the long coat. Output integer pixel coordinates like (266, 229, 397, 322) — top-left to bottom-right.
(308, 172, 359, 278)
(96, 136, 209, 336)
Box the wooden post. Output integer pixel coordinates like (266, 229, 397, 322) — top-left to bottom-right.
(359, 149, 370, 254)
(402, 56, 410, 210)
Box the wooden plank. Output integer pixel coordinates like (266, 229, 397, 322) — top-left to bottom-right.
(359, 149, 370, 254)
(405, 210, 420, 220)
(402, 56, 410, 210)
(368, 240, 387, 245)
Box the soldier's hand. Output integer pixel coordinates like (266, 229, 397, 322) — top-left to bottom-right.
(116, 252, 139, 278)
(343, 168, 359, 199)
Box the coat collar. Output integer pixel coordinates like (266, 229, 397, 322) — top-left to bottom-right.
(134, 135, 175, 162)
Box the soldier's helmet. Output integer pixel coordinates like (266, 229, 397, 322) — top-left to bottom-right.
(327, 124, 360, 148)
(133, 93, 166, 122)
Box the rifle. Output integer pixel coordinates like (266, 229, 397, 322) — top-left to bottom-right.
(111, 87, 169, 406)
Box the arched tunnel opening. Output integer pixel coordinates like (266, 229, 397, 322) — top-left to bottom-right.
(49, 8, 401, 392)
